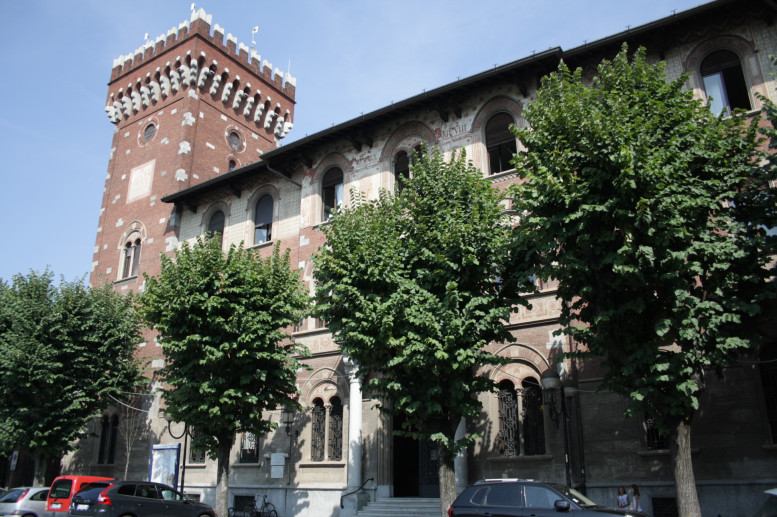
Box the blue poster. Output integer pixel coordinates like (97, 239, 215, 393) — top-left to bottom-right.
(149, 444, 180, 488)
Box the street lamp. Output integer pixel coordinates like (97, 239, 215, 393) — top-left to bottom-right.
(540, 368, 576, 489)
(164, 415, 191, 493)
(281, 407, 299, 485)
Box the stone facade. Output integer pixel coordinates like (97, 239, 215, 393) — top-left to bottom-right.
(66, 2, 777, 517)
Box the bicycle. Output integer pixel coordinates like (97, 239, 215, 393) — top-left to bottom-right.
(227, 495, 277, 517)
(255, 495, 278, 517)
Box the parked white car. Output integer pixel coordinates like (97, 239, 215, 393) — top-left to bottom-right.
(0, 486, 50, 517)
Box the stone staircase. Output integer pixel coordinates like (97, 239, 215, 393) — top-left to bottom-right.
(356, 497, 442, 517)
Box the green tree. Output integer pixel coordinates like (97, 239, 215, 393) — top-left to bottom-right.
(313, 148, 523, 516)
(0, 270, 144, 485)
(509, 45, 776, 517)
(138, 238, 309, 517)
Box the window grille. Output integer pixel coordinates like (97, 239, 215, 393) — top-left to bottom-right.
(239, 432, 259, 463)
(645, 413, 669, 450)
(328, 398, 343, 461)
(311, 399, 326, 461)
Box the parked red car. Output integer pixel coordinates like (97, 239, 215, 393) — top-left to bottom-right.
(46, 475, 114, 514)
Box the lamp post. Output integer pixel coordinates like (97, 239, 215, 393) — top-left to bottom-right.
(281, 407, 299, 485)
(540, 368, 576, 489)
(165, 415, 191, 494)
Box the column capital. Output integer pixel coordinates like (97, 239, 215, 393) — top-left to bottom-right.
(342, 354, 362, 382)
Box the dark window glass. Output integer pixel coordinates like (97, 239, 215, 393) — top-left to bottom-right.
(0, 489, 26, 503)
(50, 479, 73, 499)
(228, 160, 237, 171)
(229, 131, 241, 151)
(207, 210, 225, 247)
(469, 487, 488, 505)
(524, 485, 557, 508)
(254, 195, 273, 244)
(486, 484, 522, 507)
(645, 411, 669, 450)
(328, 397, 343, 461)
(143, 124, 156, 141)
(137, 485, 159, 499)
(117, 484, 136, 496)
(701, 50, 751, 115)
(486, 112, 517, 174)
(522, 377, 545, 455)
(322, 168, 344, 221)
(395, 151, 409, 192)
(652, 497, 679, 517)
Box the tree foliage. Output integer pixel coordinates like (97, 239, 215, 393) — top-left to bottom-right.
(313, 147, 523, 513)
(0, 270, 144, 484)
(138, 238, 309, 516)
(509, 45, 776, 516)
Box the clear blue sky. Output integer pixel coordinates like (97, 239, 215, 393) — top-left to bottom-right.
(0, 0, 704, 283)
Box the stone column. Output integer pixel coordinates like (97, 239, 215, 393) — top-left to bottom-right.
(342, 356, 363, 517)
(454, 417, 468, 494)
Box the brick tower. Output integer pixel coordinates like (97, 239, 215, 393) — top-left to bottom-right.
(90, 8, 296, 359)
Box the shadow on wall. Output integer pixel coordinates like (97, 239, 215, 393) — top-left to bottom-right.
(65, 389, 156, 480)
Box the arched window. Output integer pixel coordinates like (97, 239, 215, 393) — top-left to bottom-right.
(701, 49, 751, 115)
(328, 397, 343, 461)
(486, 112, 517, 174)
(254, 195, 273, 244)
(497, 380, 519, 456)
(207, 210, 225, 247)
(229, 131, 241, 151)
(394, 145, 422, 193)
(497, 377, 545, 457)
(394, 151, 410, 192)
(311, 398, 326, 461)
(760, 343, 777, 444)
(322, 168, 344, 222)
(521, 378, 545, 455)
(310, 395, 343, 462)
(121, 238, 142, 279)
(97, 414, 119, 464)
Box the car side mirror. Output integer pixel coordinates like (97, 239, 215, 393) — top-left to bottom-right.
(554, 500, 571, 512)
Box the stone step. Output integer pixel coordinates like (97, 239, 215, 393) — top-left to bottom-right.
(356, 497, 442, 517)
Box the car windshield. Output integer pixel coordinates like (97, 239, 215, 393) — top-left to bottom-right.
(549, 483, 599, 508)
(0, 489, 26, 503)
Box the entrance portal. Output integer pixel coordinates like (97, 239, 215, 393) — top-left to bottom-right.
(392, 415, 440, 497)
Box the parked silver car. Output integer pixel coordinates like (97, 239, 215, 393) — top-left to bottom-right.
(0, 486, 50, 517)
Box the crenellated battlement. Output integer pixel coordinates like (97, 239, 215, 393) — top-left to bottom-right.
(105, 8, 295, 139)
(111, 9, 295, 87)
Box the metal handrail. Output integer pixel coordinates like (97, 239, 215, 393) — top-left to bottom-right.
(340, 477, 374, 508)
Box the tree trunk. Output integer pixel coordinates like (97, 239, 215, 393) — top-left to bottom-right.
(438, 449, 456, 517)
(670, 421, 701, 517)
(214, 437, 233, 517)
(32, 451, 47, 487)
